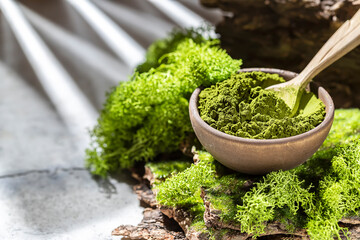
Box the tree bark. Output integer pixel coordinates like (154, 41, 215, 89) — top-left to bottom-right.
(112, 207, 185, 240)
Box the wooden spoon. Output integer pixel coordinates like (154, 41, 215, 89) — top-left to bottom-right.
(266, 9, 360, 116)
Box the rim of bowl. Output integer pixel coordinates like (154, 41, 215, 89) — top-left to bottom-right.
(190, 68, 335, 145)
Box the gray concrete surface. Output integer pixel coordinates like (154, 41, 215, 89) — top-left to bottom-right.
(0, 62, 144, 239)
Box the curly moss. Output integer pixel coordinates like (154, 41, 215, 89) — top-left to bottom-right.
(155, 109, 360, 240)
(155, 151, 217, 218)
(236, 170, 315, 236)
(155, 152, 248, 232)
(306, 140, 360, 239)
(86, 37, 242, 176)
(136, 27, 211, 73)
(235, 109, 360, 239)
(155, 152, 239, 239)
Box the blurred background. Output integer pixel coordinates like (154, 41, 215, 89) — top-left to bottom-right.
(0, 1, 221, 239)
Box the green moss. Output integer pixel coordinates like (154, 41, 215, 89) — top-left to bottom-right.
(205, 174, 250, 224)
(190, 218, 209, 234)
(198, 71, 325, 139)
(233, 137, 360, 239)
(155, 151, 217, 217)
(300, 108, 360, 186)
(155, 109, 360, 240)
(189, 218, 207, 231)
(320, 108, 360, 149)
(155, 155, 242, 238)
(209, 228, 232, 240)
(235, 109, 360, 239)
(136, 27, 212, 73)
(306, 140, 360, 239)
(86, 36, 242, 176)
(145, 160, 192, 184)
(236, 170, 315, 236)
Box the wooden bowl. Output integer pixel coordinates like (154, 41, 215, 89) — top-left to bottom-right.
(189, 68, 334, 175)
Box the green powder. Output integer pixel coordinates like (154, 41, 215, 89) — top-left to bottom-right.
(198, 71, 326, 139)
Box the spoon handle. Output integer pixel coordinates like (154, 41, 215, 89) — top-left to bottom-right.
(297, 9, 360, 89)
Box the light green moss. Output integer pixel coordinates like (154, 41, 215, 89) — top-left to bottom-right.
(235, 109, 360, 239)
(190, 218, 208, 232)
(306, 140, 360, 239)
(145, 160, 192, 185)
(320, 108, 360, 149)
(155, 151, 217, 217)
(236, 170, 314, 236)
(136, 27, 212, 73)
(205, 174, 249, 224)
(155, 109, 360, 239)
(86, 36, 242, 176)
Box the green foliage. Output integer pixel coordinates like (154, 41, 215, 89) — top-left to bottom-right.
(136, 27, 210, 73)
(319, 108, 360, 149)
(155, 151, 249, 231)
(145, 159, 192, 185)
(154, 109, 360, 239)
(306, 140, 360, 239)
(235, 109, 360, 239)
(304, 108, 360, 178)
(236, 171, 314, 237)
(155, 151, 217, 217)
(86, 36, 242, 176)
(205, 174, 250, 224)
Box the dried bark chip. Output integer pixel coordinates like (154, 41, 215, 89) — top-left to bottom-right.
(133, 183, 158, 208)
(112, 208, 185, 240)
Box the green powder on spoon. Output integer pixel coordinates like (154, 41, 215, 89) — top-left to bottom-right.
(198, 71, 325, 139)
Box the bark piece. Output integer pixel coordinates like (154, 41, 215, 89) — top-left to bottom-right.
(160, 206, 194, 233)
(133, 183, 157, 208)
(132, 166, 209, 239)
(340, 216, 360, 225)
(179, 133, 197, 158)
(130, 164, 146, 183)
(143, 166, 156, 186)
(133, 182, 210, 239)
(348, 225, 360, 239)
(112, 208, 185, 240)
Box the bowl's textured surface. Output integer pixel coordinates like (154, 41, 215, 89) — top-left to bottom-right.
(189, 68, 334, 175)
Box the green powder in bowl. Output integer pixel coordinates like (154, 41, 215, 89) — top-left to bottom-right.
(198, 71, 326, 139)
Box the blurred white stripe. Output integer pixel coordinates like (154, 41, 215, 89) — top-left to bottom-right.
(0, 0, 98, 149)
(149, 0, 206, 28)
(94, 0, 174, 41)
(66, 0, 145, 68)
(21, 4, 130, 84)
